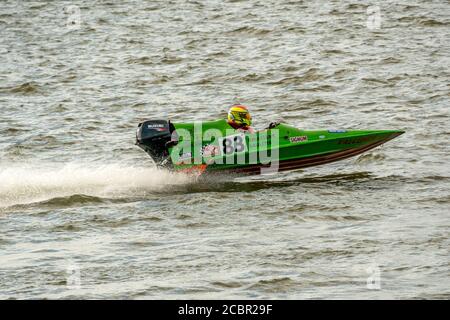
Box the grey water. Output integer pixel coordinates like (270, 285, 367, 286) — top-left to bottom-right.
(0, 0, 449, 299)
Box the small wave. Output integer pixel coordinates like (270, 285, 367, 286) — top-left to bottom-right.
(420, 175, 450, 182)
(267, 68, 323, 85)
(227, 26, 272, 36)
(211, 281, 244, 289)
(418, 19, 448, 27)
(321, 49, 345, 56)
(161, 56, 183, 64)
(39, 194, 107, 207)
(1, 128, 24, 135)
(50, 223, 83, 232)
(126, 56, 154, 65)
(422, 195, 450, 204)
(1, 194, 111, 212)
(355, 152, 387, 164)
(176, 221, 210, 229)
(150, 75, 172, 84)
(295, 85, 335, 92)
(346, 3, 366, 10)
(248, 277, 296, 292)
(415, 293, 450, 299)
(236, 72, 267, 82)
(398, 17, 448, 27)
(255, 277, 293, 285)
(305, 98, 337, 107)
(0, 162, 192, 209)
(303, 214, 367, 222)
(5, 82, 40, 94)
(379, 57, 402, 64)
(361, 77, 388, 84)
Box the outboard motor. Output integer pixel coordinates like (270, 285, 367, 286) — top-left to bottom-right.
(136, 120, 174, 166)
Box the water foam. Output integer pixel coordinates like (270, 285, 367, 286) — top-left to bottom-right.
(0, 162, 192, 208)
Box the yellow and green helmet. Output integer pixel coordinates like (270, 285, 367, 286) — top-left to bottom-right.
(227, 104, 252, 127)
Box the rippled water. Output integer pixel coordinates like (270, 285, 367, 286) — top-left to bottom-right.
(1, 0, 449, 299)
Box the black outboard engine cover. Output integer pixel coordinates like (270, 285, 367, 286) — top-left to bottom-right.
(136, 120, 173, 165)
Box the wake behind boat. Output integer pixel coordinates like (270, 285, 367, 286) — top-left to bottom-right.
(136, 119, 404, 176)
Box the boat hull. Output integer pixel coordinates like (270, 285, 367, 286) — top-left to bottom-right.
(225, 131, 403, 175)
(136, 119, 404, 175)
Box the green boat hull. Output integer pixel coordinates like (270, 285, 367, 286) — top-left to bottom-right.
(136, 119, 404, 175)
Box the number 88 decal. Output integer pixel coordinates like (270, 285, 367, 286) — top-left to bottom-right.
(222, 135, 246, 155)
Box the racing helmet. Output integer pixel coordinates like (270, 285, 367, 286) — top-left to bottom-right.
(227, 104, 252, 127)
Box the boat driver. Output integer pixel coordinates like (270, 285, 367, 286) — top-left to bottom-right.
(227, 104, 255, 133)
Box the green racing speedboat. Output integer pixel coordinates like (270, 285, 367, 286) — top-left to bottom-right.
(136, 119, 404, 176)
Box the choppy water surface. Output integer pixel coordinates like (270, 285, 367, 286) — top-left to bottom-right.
(1, 0, 449, 299)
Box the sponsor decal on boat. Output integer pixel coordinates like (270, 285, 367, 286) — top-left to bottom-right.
(147, 124, 167, 131)
(328, 129, 347, 133)
(289, 136, 308, 143)
(180, 164, 207, 175)
(201, 144, 220, 157)
(319, 135, 326, 139)
(338, 136, 372, 145)
(178, 152, 192, 161)
(218, 133, 247, 156)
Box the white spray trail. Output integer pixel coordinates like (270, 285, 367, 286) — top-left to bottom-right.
(0, 162, 192, 208)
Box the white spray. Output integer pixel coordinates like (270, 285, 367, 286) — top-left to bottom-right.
(0, 162, 192, 208)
